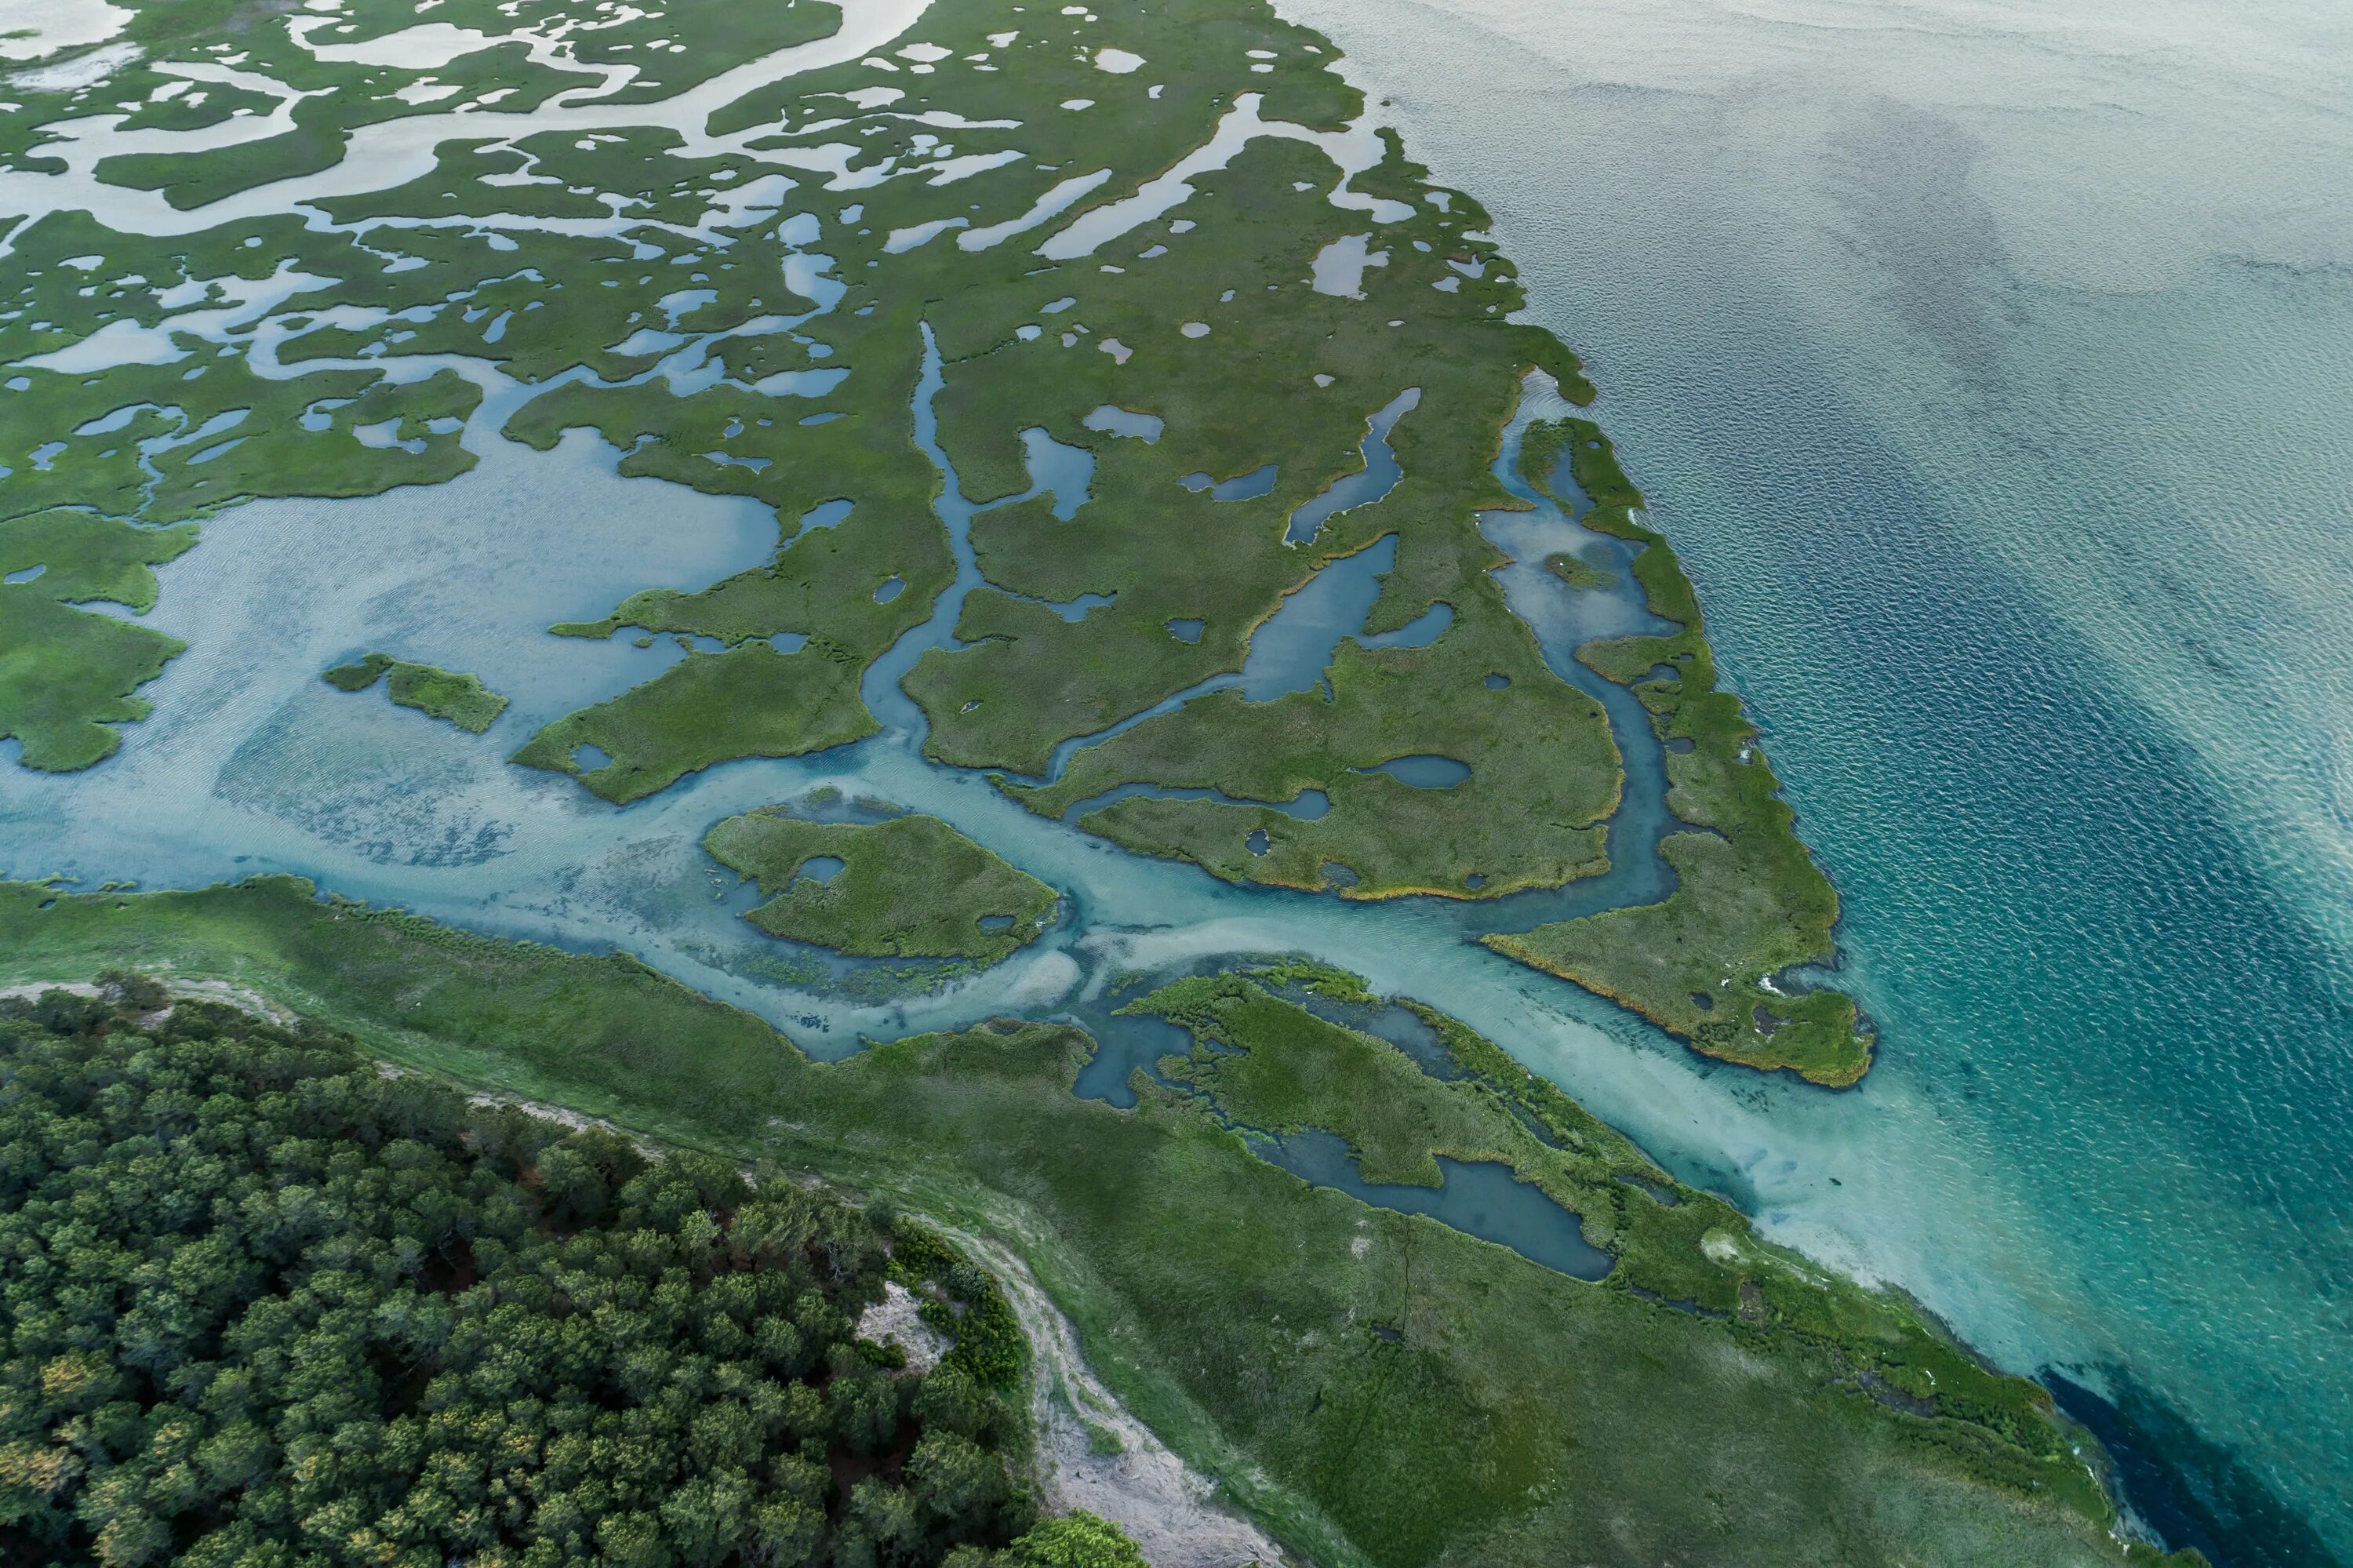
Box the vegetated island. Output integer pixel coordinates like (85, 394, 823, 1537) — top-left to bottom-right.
(0, 977, 1151, 1568)
(705, 805, 1058, 965)
(0, 508, 196, 772)
(1484, 418, 1875, 1086)
(0, 878, 2201, 1568)
(322, 651, 511, 733)
(1544, 549, 1617, 591)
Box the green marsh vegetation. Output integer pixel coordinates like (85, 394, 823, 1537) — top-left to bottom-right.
(1543, 550, 1615, 591)
(704, 805, 1058, 964)
(0, 881, 2195, 1568)
(476, 48, 1580, 814)
(76, 0, 840, 209)
(321, 651, 511, 733)
(908, 132, 1624, 909)
(0, 509, 196, 771)
(0, 208, 482, 520)
(960, 132, 1636, 905)
(5, 0, 1608, 890)
(0, 977, 1078, 1568)
(905, 130, 1591, 787)
(1486, 420, 1876, 1086)
(1010, 592, 1619, 899)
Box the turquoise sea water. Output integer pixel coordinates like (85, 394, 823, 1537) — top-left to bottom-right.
(1268, 0, 2353, 1557)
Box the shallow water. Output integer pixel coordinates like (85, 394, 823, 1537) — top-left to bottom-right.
(1253, 1130, 1615, 1282)
(1309, 232, 1388, 300)
(1177, 463, 1278, 501)
(1284, 385, 1417, 545)
(1273, 980, 1463, 1082)
(1358, 755, 1469, 789)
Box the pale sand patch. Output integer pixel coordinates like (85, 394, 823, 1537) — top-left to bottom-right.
(0, 974, 297, 1026)
(941, 1227, 1289, 1568)
(856, 1279, 951, 1373)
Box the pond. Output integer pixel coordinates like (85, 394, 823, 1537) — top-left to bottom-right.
(1250, 1129, 1613, 1282)
(1358, 755, 1470, 788)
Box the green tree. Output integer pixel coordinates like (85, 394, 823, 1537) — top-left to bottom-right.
(1006, 1512, 1151, 1568)
(0, 987, 1029, 1568)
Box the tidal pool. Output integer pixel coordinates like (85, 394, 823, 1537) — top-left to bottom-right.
(1253, 1129, 1614, 1282)
(1082, 403, 1164, 442)
(1358, 754, 1471, 788)
(1283, 386, 1418, 545)
(1178, 463, 1278, 500)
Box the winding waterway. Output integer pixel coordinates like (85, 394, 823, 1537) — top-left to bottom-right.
(4, 1, 2349, 1562)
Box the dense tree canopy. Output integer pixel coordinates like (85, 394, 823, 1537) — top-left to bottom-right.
(0, 978, 1134, 1568)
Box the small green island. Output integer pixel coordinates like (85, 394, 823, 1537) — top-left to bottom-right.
(322, 652, 510, 734)
(1544, 550, 1617, 591)
(705, 805, 1059, 964)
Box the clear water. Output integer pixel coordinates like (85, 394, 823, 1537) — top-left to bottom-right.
(1082, 403, 1165, 443)
(1284, 386, 1419, 544)
(1178, 463, 1280, 501)
(1013, 426, 1095, 519)
(1357, 755, 1471, 789)
(1273, 980, 1464, 1082)
(1252, 1130, 1615, 1282)
(1269, 0, 2353, 1555)
(1309, 232, 1389, 299)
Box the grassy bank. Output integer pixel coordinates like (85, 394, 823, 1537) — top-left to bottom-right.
(507, 641, 879, 804)
(0, 878, 2191, 1568)
(0, 509, 198, 771)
